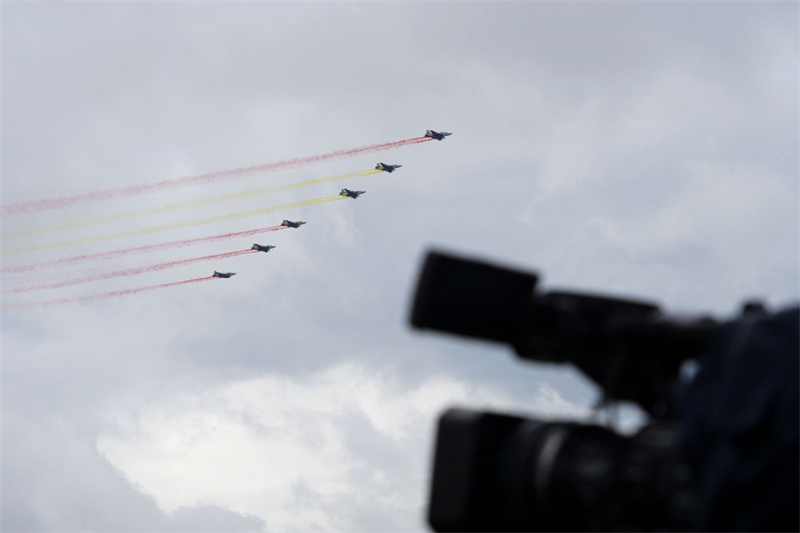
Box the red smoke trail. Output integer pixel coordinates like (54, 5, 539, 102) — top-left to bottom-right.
(2, 225, 287, 274)
(3, 276, 216, 310)
(3, 137, 432, 215)
(5, 249, 259, 293)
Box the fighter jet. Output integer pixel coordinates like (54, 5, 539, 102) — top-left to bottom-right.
(281, 220, 306, 228)
(213, 271, 236, 278)
(375, 162, 402, 173)
(425, 129, 452, 140)
(251, 244, 276, 253)
(340, 188, 366, 199)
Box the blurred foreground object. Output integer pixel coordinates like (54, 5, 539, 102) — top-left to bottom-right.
(410, 249, 798, 532)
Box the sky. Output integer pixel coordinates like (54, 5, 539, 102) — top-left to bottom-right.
(1, 2, 797, 531)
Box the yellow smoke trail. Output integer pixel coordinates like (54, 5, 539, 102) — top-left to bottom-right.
(3, 195, 346, 256)
(4, 169, 382, 240)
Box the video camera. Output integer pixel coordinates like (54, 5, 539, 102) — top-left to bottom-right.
(410, 250, 799, 532)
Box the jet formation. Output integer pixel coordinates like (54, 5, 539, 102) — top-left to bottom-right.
(214, 130, 450, 275)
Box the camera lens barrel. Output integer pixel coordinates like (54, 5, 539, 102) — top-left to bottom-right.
(428, 409, 695, 532)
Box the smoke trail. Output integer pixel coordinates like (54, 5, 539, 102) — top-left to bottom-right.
(2, 137, 430, 215)
(3, 276, 216, 310)
(3, 194, 345, 256)
(5, 169, 381, 240)
(5, 249, 258, 293)
(2, 225, 287, 274)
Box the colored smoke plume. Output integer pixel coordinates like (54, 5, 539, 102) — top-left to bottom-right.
(2, 225, 287, 273)
(3, 276, 217, 310)
(2, 137, 430, 215)
(5, 249, 259, 293)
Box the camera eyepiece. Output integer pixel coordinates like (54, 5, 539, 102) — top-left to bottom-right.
(410, 250, 538, 346)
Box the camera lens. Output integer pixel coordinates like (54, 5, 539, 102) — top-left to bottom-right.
(428, 409, 695, 532)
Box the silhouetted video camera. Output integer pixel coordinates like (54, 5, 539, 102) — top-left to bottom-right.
(410, 250, 799, 532)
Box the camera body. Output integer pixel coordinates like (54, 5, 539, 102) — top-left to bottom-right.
(411, 250, 799, 532)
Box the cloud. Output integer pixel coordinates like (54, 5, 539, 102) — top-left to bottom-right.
(1, 411, 264, 531)
(97, 361, 587, 531)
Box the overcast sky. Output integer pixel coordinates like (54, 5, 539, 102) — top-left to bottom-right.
(2, 2, 797, 531)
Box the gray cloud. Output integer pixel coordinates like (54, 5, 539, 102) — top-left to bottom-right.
(2, 2, 796, 531)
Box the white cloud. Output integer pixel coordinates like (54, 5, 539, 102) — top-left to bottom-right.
(97, 361, 586, 531)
